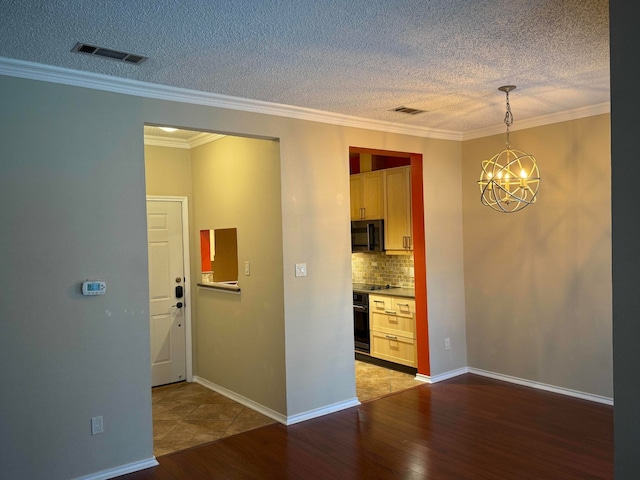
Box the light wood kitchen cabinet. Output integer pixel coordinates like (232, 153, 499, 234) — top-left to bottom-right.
(369, 294, 416, 367)
(350, 171, 384, 220)
(384, 166, 412, 253)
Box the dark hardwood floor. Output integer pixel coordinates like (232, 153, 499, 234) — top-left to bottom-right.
(119, 374, 613, 479)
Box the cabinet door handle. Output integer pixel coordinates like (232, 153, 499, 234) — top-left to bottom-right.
(406, 236, 411, 249)
(397, 303, 409, 307)
(385, 310, 396, 315)
(386, 335, 398, 340)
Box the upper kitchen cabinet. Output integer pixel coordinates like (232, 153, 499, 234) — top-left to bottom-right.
(384, 166, 412, 253)
(350, 170, 384, 220)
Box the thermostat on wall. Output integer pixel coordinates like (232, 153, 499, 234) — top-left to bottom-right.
(82, 280, 106, 296)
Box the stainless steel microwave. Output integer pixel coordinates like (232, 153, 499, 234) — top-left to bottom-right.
(351, 219, 384, 252)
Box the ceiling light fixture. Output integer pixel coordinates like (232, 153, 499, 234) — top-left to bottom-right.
(159, 127, 178, 132)
(478, 86, 540, 213)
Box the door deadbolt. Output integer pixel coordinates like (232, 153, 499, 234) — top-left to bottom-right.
(175, 277, 182, 283)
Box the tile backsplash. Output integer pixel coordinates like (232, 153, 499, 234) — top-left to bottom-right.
(352, 252, 415, 288)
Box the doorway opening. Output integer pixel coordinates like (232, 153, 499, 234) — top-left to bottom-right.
(144, 125, 283, 456)
(349, 146, 430, 401)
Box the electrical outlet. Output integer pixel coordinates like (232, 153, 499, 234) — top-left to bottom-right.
(295, 263, 307, 277)
(91, 416, 103, 435)
(444, 338, 451, 351)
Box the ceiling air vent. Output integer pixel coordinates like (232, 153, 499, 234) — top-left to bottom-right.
(71, 42, 148, 65)
(391, 106, 427, 115)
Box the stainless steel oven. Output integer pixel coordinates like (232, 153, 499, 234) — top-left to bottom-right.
(353, 291, 370, 353)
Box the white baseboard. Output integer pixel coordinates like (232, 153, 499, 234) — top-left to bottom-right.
(197, 364, 612, 430)
(285, 398, 361, 426)
(414, 366, 613, 406)
(415, 367, 469, 384)
(193, 376, 360, 426)
(193, 376, 288, 425)
(72, 458, 158, 480)
(468, 368, 614, 406)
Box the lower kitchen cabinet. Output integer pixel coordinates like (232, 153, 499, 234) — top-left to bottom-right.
(369, 294, 416, 367)
(370, 331, 416, 367)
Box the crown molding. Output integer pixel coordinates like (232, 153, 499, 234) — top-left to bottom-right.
(0, 57, 462, 141)
(144, 135, 190, 149)
(189, 132, 226, 148)
(144, 132, 225, 149)
(462, 102, 611, 141)
(0, 57, 610, 142)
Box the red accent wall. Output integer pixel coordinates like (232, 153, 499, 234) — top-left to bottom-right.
(200, 230, 212, 272)
(410, 154, 430, 376)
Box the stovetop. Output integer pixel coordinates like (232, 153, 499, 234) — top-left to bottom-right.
(352, 283, 398, 291)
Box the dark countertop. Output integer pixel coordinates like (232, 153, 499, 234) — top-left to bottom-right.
(352, 285, 415, 298)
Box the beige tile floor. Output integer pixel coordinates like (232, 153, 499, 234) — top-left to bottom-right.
(152, 382, 276, 456)
(354, 359, 424, 402)
(152, 360, 423, 456)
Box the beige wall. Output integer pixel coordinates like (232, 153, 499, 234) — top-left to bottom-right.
(144, 145, 193, 198)
(1, 77, 154, 480)
(421, 138, 467, 375)
(461, 114, 612, 397)
(190, 136, 287, 413)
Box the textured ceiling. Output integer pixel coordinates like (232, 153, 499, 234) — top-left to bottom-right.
(0, 0, 609, 133)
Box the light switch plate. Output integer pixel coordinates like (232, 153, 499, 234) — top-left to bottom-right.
(295, 263, 307, 277)
(244, 261, 250, 276)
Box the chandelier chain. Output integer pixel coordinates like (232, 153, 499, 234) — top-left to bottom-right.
(504, 90, 513, 149)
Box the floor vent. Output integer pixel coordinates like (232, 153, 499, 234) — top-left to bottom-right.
(71, 42, 148, 65)
(391, 106, 427, 115)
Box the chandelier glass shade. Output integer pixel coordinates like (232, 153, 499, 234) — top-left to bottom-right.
(478, 86, 540, 213)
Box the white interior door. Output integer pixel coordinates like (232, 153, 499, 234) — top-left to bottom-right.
(147, 200, 186, 387)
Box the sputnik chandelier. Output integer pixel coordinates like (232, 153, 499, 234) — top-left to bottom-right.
(478, 86, 540, 213)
